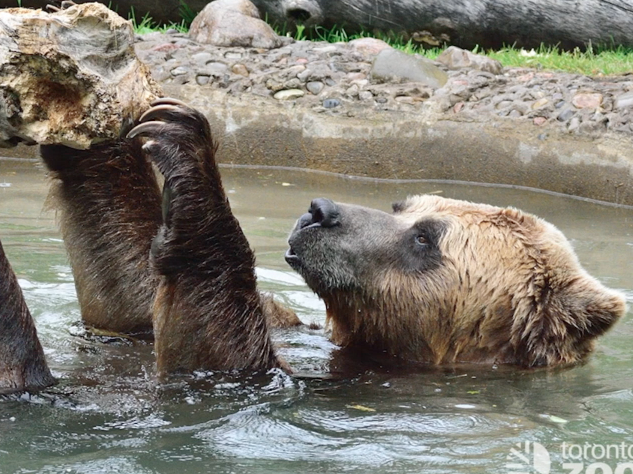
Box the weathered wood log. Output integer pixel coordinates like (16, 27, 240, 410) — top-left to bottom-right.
(0, 2, 162, 149)
(10, 0, 630, 51)
(252, 0, 633, 51)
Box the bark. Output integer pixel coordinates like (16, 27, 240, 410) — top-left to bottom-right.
(0, 3, 162, 149)
(252, 0, 633, 51)
(4, 0, 632, 51)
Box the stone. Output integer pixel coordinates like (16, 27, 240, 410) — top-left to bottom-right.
(192, 52, 214, 66)
(198, 62, 229, 76)
(615, 91, 633, 109)
(306, 81, 324, 95)
(532, 98, 549, 109)
(323, 98, 341, 108)
(359, 91, 374, 101)
(572, 92, 602, 109)
(436, 46, 503, 75)
(171, 66, 190, 76)
(274, 89, 305, 100)
(231, 64, 250, 76)
(348, 38, 391, 57)
(371, 48, 448, 89)
(0, 3, 161, 149)
(533, 117, 547, 126)
(196, 75, 211, 85)
(189, 0, 289, 49)
(567, 116, 581, 132)
(557, 108, 575, 122)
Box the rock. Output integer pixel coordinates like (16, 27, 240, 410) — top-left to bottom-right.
(196, 75, 211, 85)
(306, 81, 324, 95)
(567, 116, 581, 132)
(198, 62, 229, 76)
(557, 108, 575, 122)
(274, 89, 305, 100)
(572, 92, 602, 109)
(171, 66, 190, 76)
(615, 91, 633, 109)
(533, 117, 547, 126)
(192, 52, 214, 66)
(189, 0, 289, 49)
(323, 98, 341, 108)
(231, 64, 249, 76)
(0, 3, 161, 149)
(359, 91, 374, 101)
(371, 48, 448, 89)
(532, 98, 549, 109)
(436, 46, 503, 75)
(349, 38, 391, 57)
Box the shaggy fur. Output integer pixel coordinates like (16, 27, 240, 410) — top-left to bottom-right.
(40, 141, 163, 336)
(0, 240, 55, 392)
(287, 195, 626, 368)
(128, 101, 284, 375)
(40, 131, 299, 339)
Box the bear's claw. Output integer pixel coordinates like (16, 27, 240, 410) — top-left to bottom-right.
(126, 121, 166, 140)
(138, 105, 184, 124)
(150, 98, 189, 108)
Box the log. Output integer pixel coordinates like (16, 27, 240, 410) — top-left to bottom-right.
(0, 2, 162, 149)
(253, 0, 633, 51)
(4, 0, 632, 51)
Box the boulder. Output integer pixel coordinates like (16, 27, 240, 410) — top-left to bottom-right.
(0, 3, 162, 149)
(189, 0, 290, 49)
(371, 48, 448, 89)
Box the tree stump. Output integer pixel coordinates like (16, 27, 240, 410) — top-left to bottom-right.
(0, 2, 162, 149)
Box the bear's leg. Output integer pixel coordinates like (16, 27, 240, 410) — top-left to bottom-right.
(128, 99, 284, 375)
(0, 240, 55, 393)
(40, 141, 162, 336)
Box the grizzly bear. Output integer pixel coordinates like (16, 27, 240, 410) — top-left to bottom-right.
(0, 239, 55, 392)
(32, 98, 623, 377)
(285, 195, 626, 368)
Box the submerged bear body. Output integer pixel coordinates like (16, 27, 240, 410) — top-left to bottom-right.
(286, 195, 626, 368)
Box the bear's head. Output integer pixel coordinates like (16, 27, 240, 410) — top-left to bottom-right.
(286, 195, 626, 368)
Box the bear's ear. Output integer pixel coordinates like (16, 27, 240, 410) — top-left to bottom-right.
(557, 275, 625, 340)
(517, 273, 626, 367)
(392, 200, 407, 214)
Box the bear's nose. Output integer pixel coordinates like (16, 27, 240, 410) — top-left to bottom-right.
(299, 198, 340, 229)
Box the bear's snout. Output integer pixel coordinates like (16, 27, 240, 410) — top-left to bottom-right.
(286, 198, 341, 271)
(299, 198, 340, 229)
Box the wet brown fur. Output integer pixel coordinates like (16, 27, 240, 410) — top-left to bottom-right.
(322, 195, 625, 368)
(40, 139, 299, 340)
(40, 141, 163, 336)
(0, 240, 55, 392)
(136, 103, 284, 375)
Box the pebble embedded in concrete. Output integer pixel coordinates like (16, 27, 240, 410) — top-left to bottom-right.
(274, 89, 305, 100)
(132, 31, 633, 139)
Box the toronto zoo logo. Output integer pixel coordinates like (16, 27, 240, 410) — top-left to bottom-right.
(506, 441, 551, 474)
(506, 441, 633, 473)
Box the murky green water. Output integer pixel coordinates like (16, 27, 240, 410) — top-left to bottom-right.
(1, 157, 633, 474)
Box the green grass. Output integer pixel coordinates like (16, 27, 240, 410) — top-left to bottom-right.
(128, 7, 189, 35)
(130, 11, 633, 76)
(484, 43, 633, 76)
(267, 22, 633, 76)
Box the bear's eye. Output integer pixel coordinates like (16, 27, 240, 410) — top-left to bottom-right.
(415, 235, 428, 246)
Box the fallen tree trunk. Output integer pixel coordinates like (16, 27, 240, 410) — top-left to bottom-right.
(252, 0, 633, 50)
(11, 0, 629, 52)
(0, 2, 162, 149)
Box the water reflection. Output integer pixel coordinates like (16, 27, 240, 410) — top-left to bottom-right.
(1, 158, 633, 473)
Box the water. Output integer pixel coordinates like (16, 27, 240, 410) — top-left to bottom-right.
(1, 157, 633, 474)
